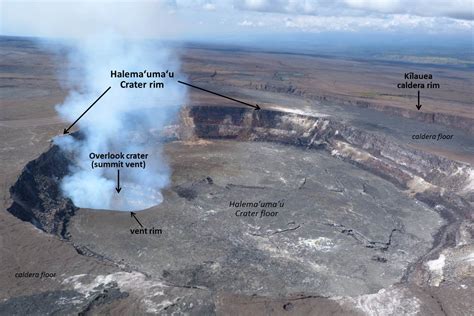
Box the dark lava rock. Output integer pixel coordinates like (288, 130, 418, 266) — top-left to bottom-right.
(283, 302, 294, 311)
(0, 288, 129, 316)
(8, 145, 76, 237)
(173, 176, 214, 201)
(372, 255, 388, 263)
(78, 287, 129, 316)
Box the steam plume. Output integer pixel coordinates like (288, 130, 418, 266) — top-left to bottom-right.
(54, 33, 186, 211)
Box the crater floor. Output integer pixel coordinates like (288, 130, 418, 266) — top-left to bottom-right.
(68, 140, 443, 298)
(2, 37, 471, 315)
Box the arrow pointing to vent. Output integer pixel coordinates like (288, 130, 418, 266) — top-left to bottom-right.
(130, 212, 143, 227)
(115, 169, 121, 193)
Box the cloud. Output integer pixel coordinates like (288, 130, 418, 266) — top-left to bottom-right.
(1, 0, 472, 38)
(344, 0, 474, 20)
(203, 3, 216, 11)
(230, 0, 473, 34)
(234, 0, 474, 20)
(235, 13, 472, 34)
(0, 0, 184, 39)
(238, 19, 265, 27)
(234, 0, 332, 15)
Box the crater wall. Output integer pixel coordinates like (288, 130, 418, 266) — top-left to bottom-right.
(8, 105, 472, 240)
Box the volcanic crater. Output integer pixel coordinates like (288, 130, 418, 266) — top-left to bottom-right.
(7, 104, 472, 309)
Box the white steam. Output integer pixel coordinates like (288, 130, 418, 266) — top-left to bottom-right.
(54, 33, 186, 211)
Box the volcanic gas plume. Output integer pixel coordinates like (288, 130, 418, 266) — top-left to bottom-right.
(54, 34, 187, 211)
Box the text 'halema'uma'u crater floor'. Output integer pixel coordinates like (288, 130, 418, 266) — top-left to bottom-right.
(67, 139, 443, 297)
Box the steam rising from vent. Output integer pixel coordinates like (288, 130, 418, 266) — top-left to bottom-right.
(54, 34, 186, 211)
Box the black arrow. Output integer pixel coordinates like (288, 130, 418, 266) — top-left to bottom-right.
(63, 86, 111, 134)
(115, 169, 121, 193)
(130, 212, 143, 227)
(177, 80, 260, 110)
(416, 90, 422, 110)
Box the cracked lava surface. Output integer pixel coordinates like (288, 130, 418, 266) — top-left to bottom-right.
(68, 140, 443, 297)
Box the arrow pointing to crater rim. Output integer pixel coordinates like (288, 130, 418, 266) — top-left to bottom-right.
(115, 169, 121, 193)
(416, 90, 422, 111)
(130, 212, 143, 227)
(63, 86, 112, 134)
(177, 80, 260, 110)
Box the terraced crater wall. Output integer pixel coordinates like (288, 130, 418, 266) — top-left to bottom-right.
(185, 105, 472, 195)
(245, 82, 474, 134)
(182, 105, 473, 269)
(8, 106, 473, 243)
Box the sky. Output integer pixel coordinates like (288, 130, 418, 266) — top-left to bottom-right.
(0, 0, 473, 55)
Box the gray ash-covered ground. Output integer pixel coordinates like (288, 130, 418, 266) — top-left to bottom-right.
(4, 104, 472, 315)
(1, 37, 472, 315)
(68, 139, 443, 298)
(4, 133, 452, 315)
